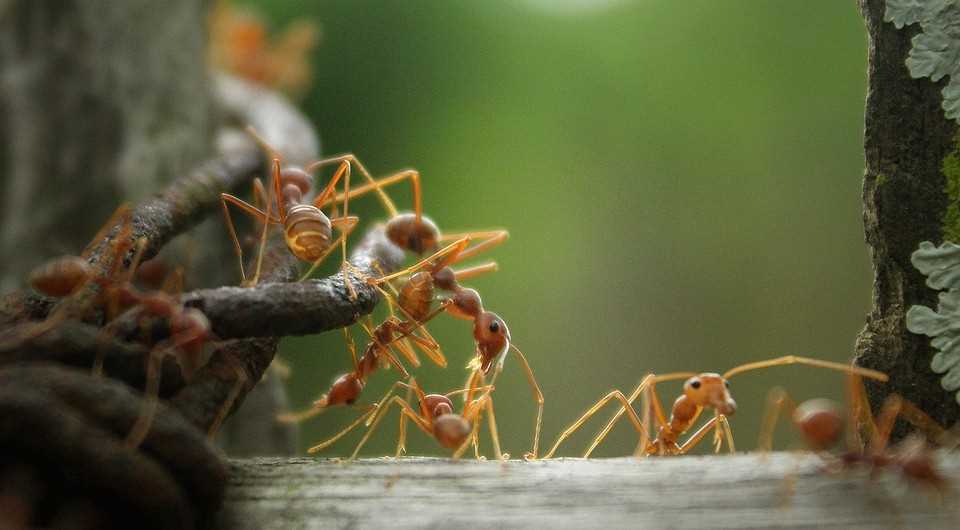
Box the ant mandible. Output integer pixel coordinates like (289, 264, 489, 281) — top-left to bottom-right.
(542, 355, 889, 459)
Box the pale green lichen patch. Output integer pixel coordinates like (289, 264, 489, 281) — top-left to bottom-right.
(906, 241, 960, 404)
(886, 0, 960, 122)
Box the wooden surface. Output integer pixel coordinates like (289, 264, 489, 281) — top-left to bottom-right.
(219, 454, 960, 529)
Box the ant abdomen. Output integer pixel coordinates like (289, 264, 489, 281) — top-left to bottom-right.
(398, 271, 434, 321)
(385, 213, 440, 254)
(432, 413, 471, 449)
(283, 204, 333, 262)
(793, 399, 842, 451)
(29, 256, 93, 297)
(326, 373, 363, 406)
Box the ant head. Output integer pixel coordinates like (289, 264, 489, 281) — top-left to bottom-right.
(326, 373, 363, 406)
(423, 394, 454, 418)
(433, 267, 457, 291)
(683, 373, 736, 415)
(793, 398, 842, 451)
(280, 167, 314, 195)
(448, 287, 482, 321)
(432, 413, 472, 449)
(385, 213, 440, 254)
(474, 311, 510, 374)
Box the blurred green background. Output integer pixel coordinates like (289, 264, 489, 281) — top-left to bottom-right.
(238, 0, 870, 457)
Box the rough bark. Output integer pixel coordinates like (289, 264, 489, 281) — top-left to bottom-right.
(854, 0, 960, 436)
(219, 455, 960, 529)
(0, 0, 213, 292)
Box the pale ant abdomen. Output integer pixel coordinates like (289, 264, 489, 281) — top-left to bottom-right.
(283, 203, 333, 262)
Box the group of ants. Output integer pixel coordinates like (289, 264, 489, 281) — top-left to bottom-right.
(19, 128, 952, 495)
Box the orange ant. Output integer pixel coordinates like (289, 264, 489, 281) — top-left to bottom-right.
(311, 152, 508, 258)
(758, 382, 950, 494)
(542, 356, 889, 459)
(306, 377, 502, 460)
(276, 300, 452, 424)
(359, 238, 543, 459)
(220, 127, 359, 288)
(7, 205, 137, 352)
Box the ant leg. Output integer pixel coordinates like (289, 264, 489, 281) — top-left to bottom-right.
(310, 156, 422, 222)
(757, 387, 797, 453)
(126, 347, 166, 448)
(371, 237, 471, 285)
(249, 176, 277, 288)
(722, 355, 888, 382)
(438, 230, 509, 264)
(351, 396, 430, 460)
(343, 327, 361, 375)
(509, 345, 544, 460)
(677, 415, 725, 455)
(869, 394, 904, 455)
(220, 194, 279, 284)
(846, 374, 875, 451)
(298, 215, 359, 282)
(712, 413, 736, 453)
(582, 372, 695, 458)
(543, 389, 649, 459)
(482, 397, 505, 461)
(277, 404, 327, 424)
(452, 262, 499, 282)
(395, 383, 415, 457)
(208, 365, 247, 439)
(307, 407, 380, 454)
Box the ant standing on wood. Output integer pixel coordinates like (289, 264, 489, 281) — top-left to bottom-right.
(542, 356, 888, 458)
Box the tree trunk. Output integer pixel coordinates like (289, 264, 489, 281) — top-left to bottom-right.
(0, 0, 213, 292)
(855, 0, 960, 435)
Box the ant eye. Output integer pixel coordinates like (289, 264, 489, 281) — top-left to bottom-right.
(690, 380, 701, 389)
(489, 321, 500, 333)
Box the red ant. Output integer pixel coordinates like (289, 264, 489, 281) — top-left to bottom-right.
(9, 205, 137, 351)
(358, 238, 543, 459)
(758, 381, 950, 494)
(307, 377, 502, 460)
(542, 356, 889, 458)
(220, 127, 359, 288)
(276, 300, 452, 425)
(311, 152, 508, 259)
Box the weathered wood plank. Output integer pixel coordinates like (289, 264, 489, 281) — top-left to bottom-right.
(220, 454, 960, 529)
